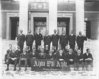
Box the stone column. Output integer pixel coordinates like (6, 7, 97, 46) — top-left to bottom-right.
(0, 2, 2, 38)
(19, 0, 28, 34)
(49, 0, 57, 35)
(76, 0, 85, 35)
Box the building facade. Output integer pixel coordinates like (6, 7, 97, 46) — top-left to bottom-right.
(1, 0, 99, 40)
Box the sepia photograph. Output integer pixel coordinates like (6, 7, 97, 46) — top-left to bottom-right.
(0, 0, 99, 79)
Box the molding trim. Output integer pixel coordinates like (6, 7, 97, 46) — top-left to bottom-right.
(58, 11, 76, 13)
(1, 10, 19, 13)
(58, 13, 73, 35)
(30, 13, 49, 34)
(2, 10, 99, 13)
(85, 11, 99, 13)
(6, 13, 19, 40)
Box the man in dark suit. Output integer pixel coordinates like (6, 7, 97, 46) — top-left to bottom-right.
(83, 49, 93, 65)
(74, 49, 84, 70)
(60, 31, 68, 50)
(5, 44, 12, 64)
(51, 30, 59, 50)
(77, 32, 87, 54)
(26, 31, 34, 52)
(17, 30, 25, 53)
(19, 48, 28, 71)
(56, 49, 65, 61)
(5, 47, 19, 71)
(43, 30, 51, 52)
(68, 33, 76, 50)
(34, 30, 43, 51)
(66, 48, 75, 65)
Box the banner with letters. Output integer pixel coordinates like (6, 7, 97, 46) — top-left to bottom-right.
(31, 59, 68, 71)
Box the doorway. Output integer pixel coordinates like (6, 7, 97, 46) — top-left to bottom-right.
(33, 17, 47, 36)
(57, 17, 70, 36)
(10, 17, 19, 40)
(85, 21, 91, 39)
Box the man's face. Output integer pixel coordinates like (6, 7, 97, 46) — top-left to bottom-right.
(87, 49, 90, 54)
(54, 30, 57, 34)
(79, 32, 82, 36)
(41, 48, 44, 53)
(65, 46, 68, 50)
(77, 50, 81, 55)
(20, 30, 23, 34)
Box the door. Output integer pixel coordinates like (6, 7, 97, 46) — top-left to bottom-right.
(10, 17, 19, 40)
(33, 17, 47, 36)
(85, 21, 91, 39)
(57, 17, 70, 36)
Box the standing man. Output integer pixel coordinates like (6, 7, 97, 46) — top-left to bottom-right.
(26, 31, 34, 52)
(34, 29, 43, 51)
(60, 31, 68, 50)
(77, 32, 87, 54)
(17, 30, 25, 53)
(69, 33, 76, 50)
(51, 29, 59, 50)
(43, 30, 51, 52)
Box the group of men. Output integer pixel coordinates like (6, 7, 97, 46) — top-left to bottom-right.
(17, 29, 87, 54)
(5, 44, 93, 71)
(4, 29, 93, 71)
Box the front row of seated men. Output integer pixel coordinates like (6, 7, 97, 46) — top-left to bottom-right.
(5, 44, 93, 71)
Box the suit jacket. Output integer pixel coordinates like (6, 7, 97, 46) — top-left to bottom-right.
(34, 33, 43, 45)
(44, 35, 51, 45)
(77, 36, 87, 46)
(69, 35, 76, 45)
(51, 34, 59, 46)
(60, 35, 68, 45)
(26, 34, 34, 45)
(17, 34, 25, 46)
(83, 53, 93, 61)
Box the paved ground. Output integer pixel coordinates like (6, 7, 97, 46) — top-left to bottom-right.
(0, 39, 99, 79)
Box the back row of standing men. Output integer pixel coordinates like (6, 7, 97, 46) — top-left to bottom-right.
(17, 30, 87, 54)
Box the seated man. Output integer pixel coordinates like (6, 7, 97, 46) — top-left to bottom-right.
(5, 45, 18, 71)
(83, 48, 93, 69)
(66, 48, 75, 65)
(31, 48, 37, 59)
(46, 51, 53, 60)
(5, 44, 12, 64)
(56, 49, 65, 61)
(51, 47, 58, 60)
(74, 49, 84, 70)
(15, 46, 21, 60)
(19, 48, 28, 71)
(37, 48, 46, 59)
(63, 45, 69, 56)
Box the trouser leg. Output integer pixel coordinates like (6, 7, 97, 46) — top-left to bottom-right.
(6, 63, 9, 70)
(6, 59, 10, 70)
(14, 59, 17, 70)
(19, 45, 23, 53)
(81, 44, 83, 54)
(25, 60, 27, 71)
